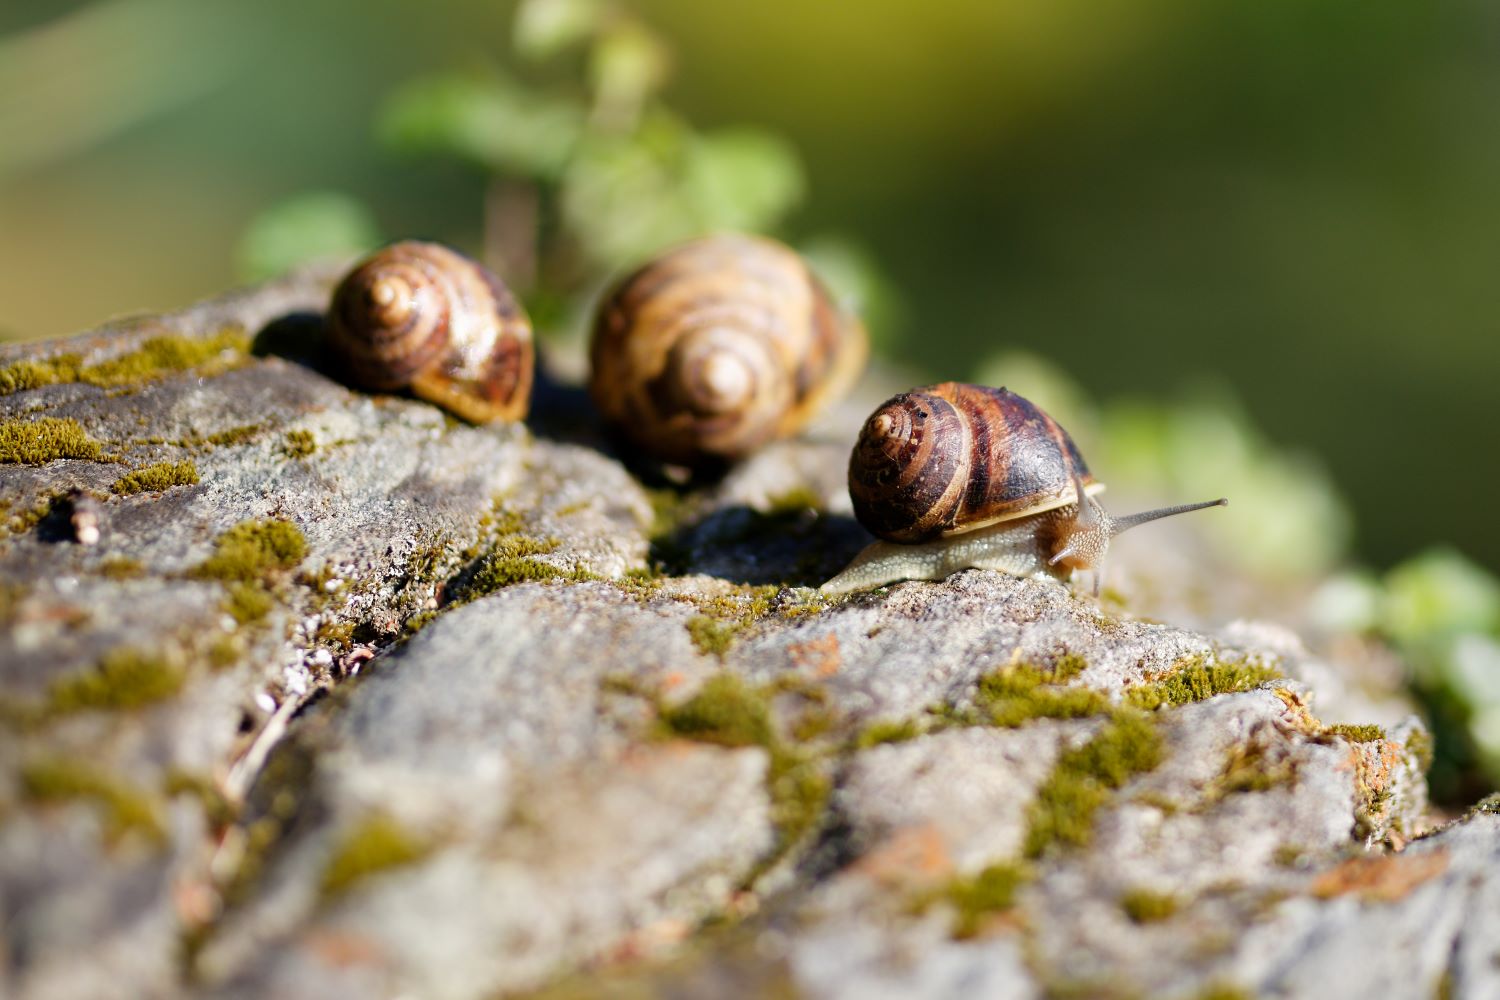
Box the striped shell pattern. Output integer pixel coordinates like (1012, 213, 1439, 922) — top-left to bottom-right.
(588, 233, 867, 465)
(848, 382, 1101, 544)
(328, 241, 534, 423)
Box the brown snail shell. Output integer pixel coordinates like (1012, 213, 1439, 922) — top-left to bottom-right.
(825, 381, 1225, 596)
(848, 382, 1101, 544)
(588, 233, 868, 466)
(328, 241, 534, 423)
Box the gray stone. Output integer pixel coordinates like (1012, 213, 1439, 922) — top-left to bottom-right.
(0, 270, 1490, 1000)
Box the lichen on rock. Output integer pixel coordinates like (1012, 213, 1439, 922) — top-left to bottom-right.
(0, 269, 1490, 1000)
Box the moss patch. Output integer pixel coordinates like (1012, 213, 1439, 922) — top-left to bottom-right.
(658, 673, 830, 857)
(933, 657, 1107, 730)
(78, 328, 251, 388)
(1120, 887, 1179, 923)
(1325, 723, 1386, 744)
(282, 429, 316, 458)
(223, 582, 275, 624)
(947, 861, 1028, 938)
(1025, 710, 1164, 858)
(21, 758, 165, 844)
(686, 614, 745, 658)
(191, 518, 308, 582)
(97, 555, 146, 579)
(0, 329, 248, 395)
(112, 459, 199, 495)
(0, 416, 104, 464)
(1125, 654, 1282, 711)
(0, 354, 83, 394)
(320, 814, 432, 898)
(855, 718, 922, 749)
(49, 647, 185, 713)
(660, 674, 775, 747)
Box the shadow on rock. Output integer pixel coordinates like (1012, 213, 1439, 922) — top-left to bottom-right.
(653, 503, 870, 588)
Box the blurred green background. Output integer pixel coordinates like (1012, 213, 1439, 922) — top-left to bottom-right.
(4, 0, 1500, 795)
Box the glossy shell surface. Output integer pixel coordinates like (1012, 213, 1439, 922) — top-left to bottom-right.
(848, 382, 1101, 543)
(328, 241, 533, 423)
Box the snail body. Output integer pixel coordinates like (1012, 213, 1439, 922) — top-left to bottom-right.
(328, 241, 533, 423)
(822, 383, 1226, 596)
(589, 233, 867, 466)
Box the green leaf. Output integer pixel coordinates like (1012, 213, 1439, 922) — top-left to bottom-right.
(588, 20, 670, 126)
(235, 191, 380, 282)
(683, 128, 804, 233)
(1382, 549, 1500, 646)
(513, 0, 605, 61)
(377, 75, 585, 180)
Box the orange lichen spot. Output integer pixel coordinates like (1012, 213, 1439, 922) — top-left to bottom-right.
(790, 633, 841, 678)
(1310, 849, 1449, 902)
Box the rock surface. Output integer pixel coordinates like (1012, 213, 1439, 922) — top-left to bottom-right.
(0, 271, 1491, 999)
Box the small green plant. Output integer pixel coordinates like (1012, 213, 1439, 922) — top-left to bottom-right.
(947, 862, 1028, 938)
(49, 648, 185, 713)
(1125, 654, 1282, 711)
(321, 814, 432, 898)
(0, 416, 104, 464)
(191, 519, 308, 582)
(282, 429, 316, 458)
(1119, 887, 1179, 923)
(1025, 711, 1164, 857)
(112, 460, 199, 495)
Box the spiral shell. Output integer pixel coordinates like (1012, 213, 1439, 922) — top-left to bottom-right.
(328, 241, 534, 423)
(847, 382, 1102, 544)
(589, 234, 867, 465)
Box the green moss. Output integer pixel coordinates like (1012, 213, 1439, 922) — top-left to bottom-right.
(0, 416, 104, 464)
(97, 555, 146, 579)
(112, 459, 199, 495)
(1273, 843, 1306, 868)
(1124, 654, 1283, 711)
(0, 581, 27, 624)
(223, 582, 275, 624)
(77, 328, 251, 388)
(765, 486, 823, 515)
(191, 518, 308, 582)
(1406, 727, 1435, 773)
(200, 423, 264, 447)
(316, 620, 356, 650)
(1119, 887, 1179, 923)
(206, 634, 244, 669)
(855, 718, 922, 749)
(969, 662, 1110, 729)
(1193, 984, 1253, 1000)
(1325, 723, 1386, 743)
(947, 862, 1028, 938)
(1025, 710, 1164, 858)
(49, 647, 185, 713)
(21, 758, 165, 844)
(0, 353, 83, 394)
(660, 674, 774, 747)
(767, 748, 831, 853)
(320, 814, 432, 898)
(658, 673, 830, 855)
(282, 429, 316, 458)
(686, 614, 744, 658)
(1052, 652, 1089, 681)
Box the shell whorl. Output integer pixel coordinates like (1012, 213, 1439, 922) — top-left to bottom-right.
(848, 383, 1097, 544)
(589, 233, 867, 465)
(328, 241, 534, 423)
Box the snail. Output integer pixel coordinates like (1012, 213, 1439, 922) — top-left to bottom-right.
(821, 382, 1227, 596)
(327, 241, 534, 423)
(589, 233, 868, 467)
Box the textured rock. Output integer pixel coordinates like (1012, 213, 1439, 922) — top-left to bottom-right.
(0, 270, 1491, 1000)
